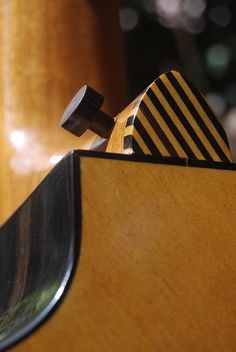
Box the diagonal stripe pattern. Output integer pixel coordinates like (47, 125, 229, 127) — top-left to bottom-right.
(123, 71, 232, 162)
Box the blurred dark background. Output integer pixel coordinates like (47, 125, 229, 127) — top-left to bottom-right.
(120, 0, 236, 158)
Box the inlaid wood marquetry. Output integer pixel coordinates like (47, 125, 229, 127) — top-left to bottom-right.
(108, 71, 232, 163)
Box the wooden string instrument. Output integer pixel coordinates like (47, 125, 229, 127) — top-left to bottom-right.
(1, 71, 236, 352)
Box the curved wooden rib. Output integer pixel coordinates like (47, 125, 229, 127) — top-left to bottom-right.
(0, 153, 80, 351)
(107, 71, 232, 163)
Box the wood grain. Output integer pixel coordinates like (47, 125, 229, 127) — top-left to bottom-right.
(11, 156, 236, 351)
(107, 71, 232, 162)
(0, 0, 127, 224)
(107, 91, 147, 154)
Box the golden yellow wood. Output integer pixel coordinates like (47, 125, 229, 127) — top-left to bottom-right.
(0, 0, 127, 225)
(107, 92, 146, 154)
(11, 156, 236, 351)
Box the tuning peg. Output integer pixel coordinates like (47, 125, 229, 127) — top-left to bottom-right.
(60, 85, 115, 139)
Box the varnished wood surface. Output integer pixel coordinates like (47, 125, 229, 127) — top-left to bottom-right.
(0, 0, 127, 225)
(11, 156, 236, 351)
(107, 71, 232, 162)
(107, 91, 146, 154)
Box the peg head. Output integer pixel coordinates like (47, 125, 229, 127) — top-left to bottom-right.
(60, 86, 114, 139)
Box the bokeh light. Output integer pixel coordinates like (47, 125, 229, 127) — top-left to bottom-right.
(206, 44, 231, 78)
(205, 92, 226, 117)
(209, 5, 231, 27)
(10, 130, 26, 150)
(182, 0, 206, 19)
(119, 7, 139, 31)
(153, 0, 206, 33)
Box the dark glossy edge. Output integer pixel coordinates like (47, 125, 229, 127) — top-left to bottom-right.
(1, 152, 82, 351)
(74, 149, 236, 171)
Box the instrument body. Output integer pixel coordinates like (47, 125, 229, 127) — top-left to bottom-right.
(1, 151, 236, 351)
(1, 64, 236, 350)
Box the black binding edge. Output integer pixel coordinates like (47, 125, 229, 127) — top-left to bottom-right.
(75, 149, 236, 171)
